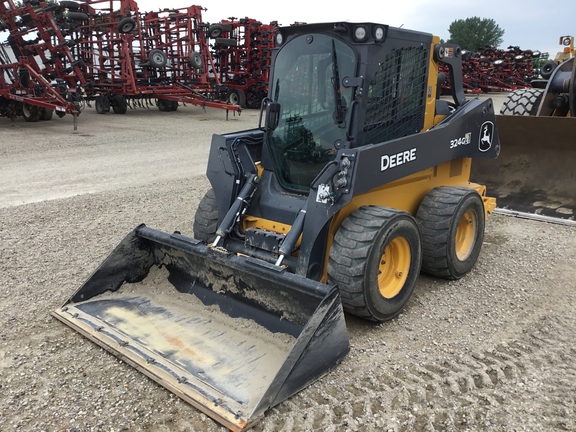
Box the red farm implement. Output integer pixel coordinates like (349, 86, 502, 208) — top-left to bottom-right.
(207, 17, 276, 108)
(440, 45, 546, 95)
(0, 0, 86, 121)
(69, 1, 239, 115)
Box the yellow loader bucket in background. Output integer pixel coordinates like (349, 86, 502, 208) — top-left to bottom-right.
(52, 225, 349, 431)
(471, 115, 576, 220)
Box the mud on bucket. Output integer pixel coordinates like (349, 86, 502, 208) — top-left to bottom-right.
(52, 225, 350, 431)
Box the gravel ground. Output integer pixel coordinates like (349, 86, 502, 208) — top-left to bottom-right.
(0, 101, 574, 432)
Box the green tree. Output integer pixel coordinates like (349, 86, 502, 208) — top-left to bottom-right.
(447, 17, 505, 51)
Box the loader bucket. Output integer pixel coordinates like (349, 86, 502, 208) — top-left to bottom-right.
(52, 225, 349, 431)
(471, 115, 576, 220)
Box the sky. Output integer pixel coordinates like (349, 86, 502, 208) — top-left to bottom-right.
(133, 0, 574, 58)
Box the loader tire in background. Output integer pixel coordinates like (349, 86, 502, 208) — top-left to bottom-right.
(416, 187, 485, 280)
(328, 206, 422, 322)
(193, 188, 219, 243)
(499, 88, 544, 116)
(540, 60, 557, 79)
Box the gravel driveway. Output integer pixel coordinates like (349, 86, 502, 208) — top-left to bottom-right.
(0, 103, 574, 432)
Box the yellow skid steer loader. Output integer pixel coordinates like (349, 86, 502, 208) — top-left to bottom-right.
(54, 22, 500, 431)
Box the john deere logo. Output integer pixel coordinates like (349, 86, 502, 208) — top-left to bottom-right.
(479, 121, 494, 152)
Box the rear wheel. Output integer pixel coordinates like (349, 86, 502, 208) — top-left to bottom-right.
(500, 88, 544, 116)
(328, 206, 422, 322)
(416, 187, 485, 280)
(193, 188, 219, 242)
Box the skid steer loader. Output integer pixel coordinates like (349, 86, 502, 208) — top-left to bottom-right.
(471, 35, 576, 221)
(53, 22, 500, 431)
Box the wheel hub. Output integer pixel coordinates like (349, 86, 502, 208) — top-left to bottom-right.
(378, 237, 410, 299)
(455, 210, 477, 261)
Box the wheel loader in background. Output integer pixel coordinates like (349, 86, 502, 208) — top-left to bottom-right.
(471, 35, 576, 222)
(53, 22, 500, 431)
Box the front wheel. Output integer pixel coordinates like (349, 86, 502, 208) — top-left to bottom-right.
(193, 188, 219, 243)
(328, 206, 422, 322)
(416, 186, 485, 280)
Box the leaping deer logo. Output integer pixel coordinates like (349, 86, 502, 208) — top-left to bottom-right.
(479, 122, 493, 152)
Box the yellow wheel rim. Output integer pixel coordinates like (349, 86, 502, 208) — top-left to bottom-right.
(455, 210, 477, 261)
(378, 237, 411, 299)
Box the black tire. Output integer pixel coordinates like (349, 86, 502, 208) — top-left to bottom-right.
(60, 1, 79, 10)
(40, 108, 53, 121)
(416, 187, 485, 280)
(156, 98, 171, 111)
(117, 17, 137, 34)
(112, 95, 127, 114)
(189, 51, 203, 69)
(215, 38, 238, 47)
(148, 49, 166, 68)
(193, 189, 219, 242)
(327, 206, 422, 322)
(95, 95, 110, 114)
(207, 24, 223, 39)
(540, 60, 557, 79)
(170, 101, 178, 111)
(67, 11, 88, 21)
(499, 88, 544, 116)
(22, 103, 40, 122)
(226, 89, 246, 107)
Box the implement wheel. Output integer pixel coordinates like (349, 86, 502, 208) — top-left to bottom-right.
(117, 17, 137, 34)
(416, 187, 485, 280)
(112, 95, 127, 114)
(22, 103, 40, 122)
(95, 95, 110, 114)
(148, 49, 167, 68)
(328, 206, 422, 322)
(156, 98, 173, 112)
(40, 108, 53, 121)
(193, 188, 219, 243)
(226, 89, 246, 107)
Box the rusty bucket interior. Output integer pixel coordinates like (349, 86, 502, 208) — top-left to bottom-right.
(52, 225, 350, 431)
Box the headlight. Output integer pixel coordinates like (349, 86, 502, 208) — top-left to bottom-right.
(275, 32, 283, 46)
(353, 26, 367, 42)
(374, 26, 385, 42)
(562, 36, 571, 46)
